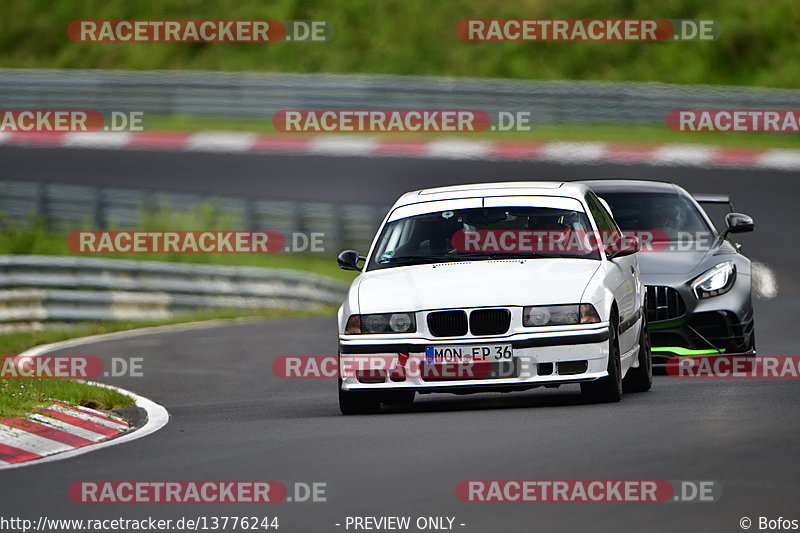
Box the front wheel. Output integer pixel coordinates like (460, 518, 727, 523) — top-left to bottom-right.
(581, 314, 622, 403)
(623, 310, 652, 393)
(338, 379, 381, 415)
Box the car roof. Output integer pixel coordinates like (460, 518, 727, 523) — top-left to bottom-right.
(393, 181, 590, 208)
(578, 179, 685, 195)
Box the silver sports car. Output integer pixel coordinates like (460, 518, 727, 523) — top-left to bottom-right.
(581, 180, 756, 366)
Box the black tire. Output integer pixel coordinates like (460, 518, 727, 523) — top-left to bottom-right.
(623, 309, 652, 393)
(338, 379, 381, 415)
(581, 312, 623, 403)
(380, 390, 416, 406)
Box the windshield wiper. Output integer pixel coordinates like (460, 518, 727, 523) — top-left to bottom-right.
(378, 255, 463, 265)
(379, 252, 560, 266)
(453, 252, 548, 260)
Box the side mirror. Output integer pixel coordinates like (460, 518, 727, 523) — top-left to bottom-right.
(337, 250, 365, 272)
(608, 234, 640, 259)
(724, 212, 754, 236)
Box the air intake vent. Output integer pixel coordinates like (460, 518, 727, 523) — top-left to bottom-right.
(469, 309, 511, 336)
(427, 311, 468, 337)
(557, 360, 588, 375)
(646, 286, 686, 322)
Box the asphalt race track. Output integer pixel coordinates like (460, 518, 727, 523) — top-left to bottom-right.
(1, 145, 798, 532)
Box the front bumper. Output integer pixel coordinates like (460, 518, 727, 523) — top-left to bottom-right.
(338, 324, 610, 393)
(645, 274, 755, 365)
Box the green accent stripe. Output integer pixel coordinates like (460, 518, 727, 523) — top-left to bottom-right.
(651, 346, 725, 356)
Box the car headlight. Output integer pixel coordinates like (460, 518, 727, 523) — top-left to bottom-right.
(345, 313, 416, 334)
(692, 262, 736, 299)
(523, 304, 600, 327)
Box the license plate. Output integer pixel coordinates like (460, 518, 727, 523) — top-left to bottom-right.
(425, 344, 513, 365)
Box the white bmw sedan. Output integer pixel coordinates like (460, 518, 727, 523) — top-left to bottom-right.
(336, 182, 651, 414)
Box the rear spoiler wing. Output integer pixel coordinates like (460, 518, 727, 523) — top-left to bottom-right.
(693, 193, 734, 211)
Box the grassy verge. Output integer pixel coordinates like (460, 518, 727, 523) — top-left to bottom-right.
(0, 379, 133, 419)
(149, 115, 800, 151)
(0, 306, 336, 417)
(3, 0, 798, 88)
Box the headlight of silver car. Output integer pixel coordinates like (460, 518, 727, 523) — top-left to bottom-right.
(522, 304, 600, 327)
(691, 261, 736, 299)
(345, 313, 416, 334)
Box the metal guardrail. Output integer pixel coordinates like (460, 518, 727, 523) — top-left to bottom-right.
(0, 179, 387, 253)
(2, 69, 799, 124)
(0, 255, 348, 326)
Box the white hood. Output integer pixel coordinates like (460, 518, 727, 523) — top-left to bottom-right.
(356, 259, 601, 313)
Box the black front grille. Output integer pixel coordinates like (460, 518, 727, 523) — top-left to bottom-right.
(646, 286, 686, 322)
(428, 311, 468, 337)
(469, 309, 511, 336)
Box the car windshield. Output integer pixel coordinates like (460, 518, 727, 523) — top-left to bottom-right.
(598, 192, 714, 241)
(368, 206, 600, 270)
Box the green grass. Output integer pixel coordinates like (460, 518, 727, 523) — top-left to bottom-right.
(1, 0, 798, 88)
(0, 378, 133, 419)
(0, 306, 336, 417)
(149, 115, 800, 150)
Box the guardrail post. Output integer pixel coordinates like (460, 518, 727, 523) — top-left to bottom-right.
(93, 187, 106, 229)
(36, 182, 50, 230)
(331, 204, 344, 254)
(244, 199, 256, 231)
(143, 190, 156, 226)
(293, 201, 305, 234)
